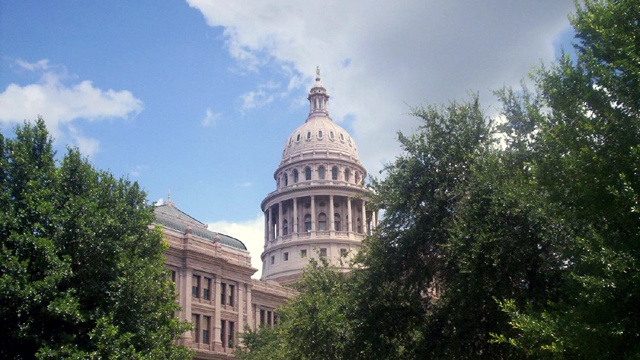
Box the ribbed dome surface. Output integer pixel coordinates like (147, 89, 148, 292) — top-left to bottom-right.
(281, 115, 359, 162)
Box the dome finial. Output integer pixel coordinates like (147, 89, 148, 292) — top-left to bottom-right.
(307, 66, 329, 119)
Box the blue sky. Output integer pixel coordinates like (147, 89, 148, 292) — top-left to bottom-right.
(1, 0, 575, 276)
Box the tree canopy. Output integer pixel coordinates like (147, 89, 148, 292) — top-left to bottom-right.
(237, 0, 640, 359)
(0, 119, 193, 359)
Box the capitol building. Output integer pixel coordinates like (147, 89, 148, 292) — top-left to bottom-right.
(154, 71, 375, 359)
(260, 70, 377, 285)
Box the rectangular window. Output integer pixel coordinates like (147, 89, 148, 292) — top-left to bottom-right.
(203, 277, 211, 300)
(203, 316, 211, 344)
(228, 321, 235, 348)
(300, 249, 307, 258)
(320, 248, 327, 257)
(171, 270, 176, 283)
(267, 311, 272, 326)
(220, 320, 226, 346)
(221, 282, 227, 305)
(192, 314, 200, 343)
(229, 284, 235, 307)
(271, 255, 275, 264)
(284, 252, 289, 261)
(192, 275, 200, 298)
(260, 309, 265, 326)
(340, 248, 348, 257)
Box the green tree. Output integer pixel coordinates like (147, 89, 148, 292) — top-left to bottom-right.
(0, 119, 193, 359)
(494, 0, 640, 357)
(237, 1, 640, 358)
(236, 256, 354, 360)
(352, 96, 506, 358)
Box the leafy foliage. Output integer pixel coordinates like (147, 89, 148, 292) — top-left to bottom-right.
(0, 119, 193, 359)
(235, 256, 353, 360)
(492, 0, 640, 357)
(240, 0, 639, 358)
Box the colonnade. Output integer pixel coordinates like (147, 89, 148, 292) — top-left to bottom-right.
(263, 194, 377, 244)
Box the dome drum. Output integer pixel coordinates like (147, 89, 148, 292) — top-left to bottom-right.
(274, 161, 366, 191)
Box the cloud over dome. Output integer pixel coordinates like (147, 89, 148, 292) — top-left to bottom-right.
(187, 0, 574, 174)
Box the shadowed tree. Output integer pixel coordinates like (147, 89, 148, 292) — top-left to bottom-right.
(0, 119, 193, 359)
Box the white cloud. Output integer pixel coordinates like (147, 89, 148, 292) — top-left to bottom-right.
(188, 0, 575, 175)
(234, 181, 253, 188)
(207, 213, 265, 278)
(0, 59, 143, 154)
(67, 125, 101, 158)
(201, 107, 221, 127)
(16, 58, 50, 71)
(239, 81, 282, 111)
(129, 164, 149, 178)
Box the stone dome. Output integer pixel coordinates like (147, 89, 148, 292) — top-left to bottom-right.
(279, 70, 361, 166)
(281, 116, 359, 163)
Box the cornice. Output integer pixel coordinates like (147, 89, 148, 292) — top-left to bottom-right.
(261, 183, 371, 209)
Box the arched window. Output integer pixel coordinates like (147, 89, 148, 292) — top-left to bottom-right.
(305, 167, 312, 181)
(283, 219, 288, 236)
(304, 214, 312, 232)
(329, 131, 335, 140)
(318, 166, 326, 179)
(332, 166, 339, 180)
(293, 169, 299, 183)
(318, 130, 323, 139)
(344, 168, 351, 182)
(296, 133, 301, 142)
(318, 213, 327, 231)
(334, 213, 341, 231)
(306, 131, 312, 140)
(284, 173, 289, 186)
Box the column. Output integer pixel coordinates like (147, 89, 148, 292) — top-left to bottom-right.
(255, 306, 260, 328)
(181, 267, 193, 338)
(238, 282, 244, 334)
(278, 202, 283, 239)
(214, 276, 222, 349)
(310, 195, 316, 231)
(361, 201, 367, 234)
(347, 198, 352, 232)
(292, 197, 298, 234)
(372, 210, 377, 229)
(267, 207, 273, 242)
(329, 195, 335, 231)
(264, 211, 268, 246)
(246, 285, 253, 330)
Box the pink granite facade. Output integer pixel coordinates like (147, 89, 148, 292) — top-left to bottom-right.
(155, 201, 296, 359)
